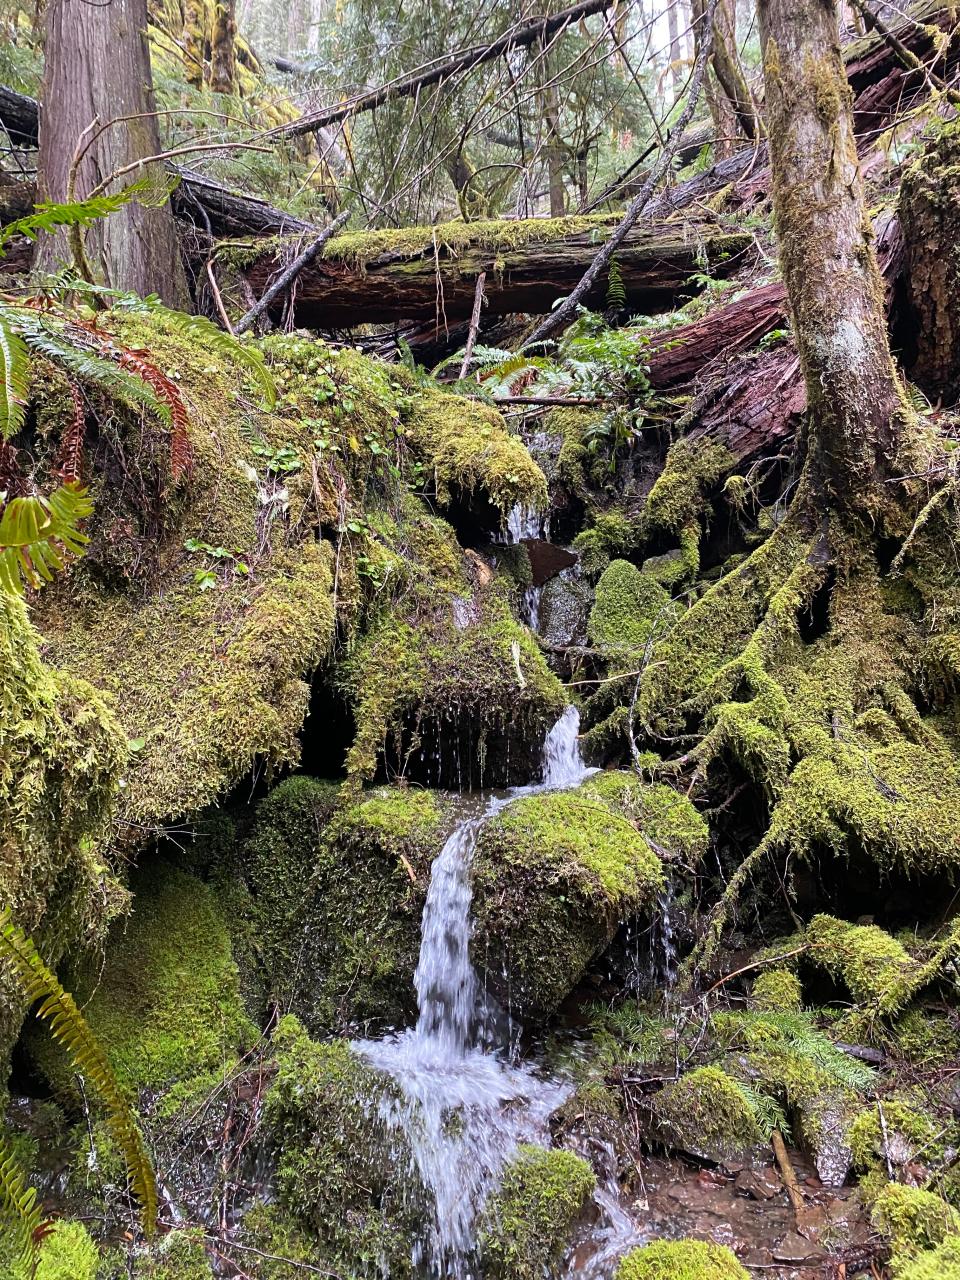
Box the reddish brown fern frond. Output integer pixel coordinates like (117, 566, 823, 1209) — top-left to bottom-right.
(114, 348, 193, 484)
(55, 382, 87, 484)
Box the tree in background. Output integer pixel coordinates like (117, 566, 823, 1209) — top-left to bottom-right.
(38, 0, 188, 304)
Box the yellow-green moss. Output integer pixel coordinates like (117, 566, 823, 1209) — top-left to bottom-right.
(871, 1183, 960, 1258)
(472, 788, 663, 1016)
(616, 1238, 749, 1280)
(849, 1099, 939, 1178)
(652, 1066, 762, 1161)
(34, 1221, 100, 1280)
(588, 560, 671, 653)
(895, 1234, 960, 1280)
(480, 1144, 595, 1279)
(583, 771, 710, 862)
(805, 915, 915, 1011)
(751, 967, 803, 1011)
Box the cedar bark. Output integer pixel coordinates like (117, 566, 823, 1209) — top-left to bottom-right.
(38, 0, 189, 306)
(757, 0, 904, 501)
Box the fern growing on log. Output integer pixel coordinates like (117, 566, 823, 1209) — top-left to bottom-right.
(0, 484, 92, 596)
(0, 907, 158, 1236)
(0, 1133, 50, 1273)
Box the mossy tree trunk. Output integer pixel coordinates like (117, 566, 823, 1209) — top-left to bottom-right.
(210, 0, 238, 94)
(899, 122, 960, 402)
(758, 0, 906, 507)
(37, 0, 189, 306)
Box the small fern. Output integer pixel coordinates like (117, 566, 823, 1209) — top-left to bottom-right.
(0, 313, 29, 440)
(0, 1133, 49, 1273)
(606, 257, 626, 310)
(732, 1079, 791, 1141)
(0, 908, 158, 1236)
(0, 484, 92, 596)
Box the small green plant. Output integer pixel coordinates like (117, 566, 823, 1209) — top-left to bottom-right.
(0, 1132, 50, 1274)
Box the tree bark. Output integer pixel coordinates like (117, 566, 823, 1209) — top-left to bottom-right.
(38, 0, 189, 306)
(758, 0, 904, 502)
(183, 0, 208, 88)
(210, 0, 238, 94)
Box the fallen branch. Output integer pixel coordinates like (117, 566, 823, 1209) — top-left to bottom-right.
(771, 1129, 806, 1215)
(459, 270, 486, 381)
(235, 209, 351, 335)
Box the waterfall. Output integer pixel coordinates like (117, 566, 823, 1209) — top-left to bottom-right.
(354, 706, 592, 1278)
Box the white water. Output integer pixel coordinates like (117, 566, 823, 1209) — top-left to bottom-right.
(355, 706, 593, 1278)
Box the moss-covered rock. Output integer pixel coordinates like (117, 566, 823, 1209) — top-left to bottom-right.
(895, 1234, 960, 1279)
(849, 1098, 941, 1181)
(615, 1238, 749, 1279)
(751, 967, 803, 1011)
(27, 860, 255, 1097)
(98, 1230, 215, 1279)
(479, 1144, 595, 1279)
(228, 778, 443, 1032)
(582, 771, 710, 862)
(472, 788, 663, 1017)
(871, 1183, 960, 1258)
(588, 560, 671, 654)
(261, 1015, 422, 1278)
(650, 1066, 762, 1163)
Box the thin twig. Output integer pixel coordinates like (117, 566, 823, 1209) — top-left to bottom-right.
(459, 270, 487, 380)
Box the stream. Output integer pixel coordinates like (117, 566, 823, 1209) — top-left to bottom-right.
(354, 706, 646, 1278)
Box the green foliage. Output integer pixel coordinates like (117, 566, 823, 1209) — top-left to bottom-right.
(871, 1183, 960, 1258)
(0, 313, 29, 439)
(616, 1239, 750, 1280)
(0, 1132, 47, 1274)
(480, 1144, 595, 1279)
(0, 484, 92, 596)
(0, 189, 142, 254)
(751, 967, 803, 1012)
(895, 1235, 960, 1280)
(0, 906, 157, 1236)
(35, 1220, 100, 1280)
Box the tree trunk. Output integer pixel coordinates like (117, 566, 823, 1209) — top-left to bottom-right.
(899, 121, 960, 402)
(757, 0, 904, 502)
(210, 0, 237, 94)
(667, 0, 684, 94)
(694, 0, 757, 155)
(183, 0, 207, 88)
(38, 0, 189, 306)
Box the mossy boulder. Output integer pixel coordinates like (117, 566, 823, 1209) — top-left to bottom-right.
(26, 859, 255, 1098)
(895, 1234, 960, 1279)
(479, 1144, 595, 1279)
(261, 1015, 422, 1277)
(849, 1097, 941, 1181)
(871, 1183, 960, 1258)
(649, 1066, 762, 1164)
(582, 771, 710, 862)
(751, 967, 803, 1011)
(616, 1239, 749, 1280)
(588, 559, 671, 654)
(472, 788, 663, 1018)
(226, 777, 444, 1033)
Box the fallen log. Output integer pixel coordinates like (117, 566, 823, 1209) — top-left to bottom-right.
(226, 221, 753, 328)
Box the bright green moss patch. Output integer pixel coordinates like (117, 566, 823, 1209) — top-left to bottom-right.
(588, 560, 671, 652)
(651, 1066, 762, 1162)
(480, 1144, 595, 1279)
(29, 860, 255, 1096)
(583, 771, 710, 862)
(871, 1184, 960, 1257)
(616, 1238, 749, 1280)
(849, 1098, 940, 1179)
(34, 1221, 100, 1280)
(895, 1234, 960, 1280)
(226, 778, 443, 1034)
(751, 967, 803, 1011)
(805, 915, 915, 1010)
(472, 788, 663, 1016)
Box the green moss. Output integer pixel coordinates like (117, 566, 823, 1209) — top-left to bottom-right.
(572, 511, 637, 577)
(641, 438, 734, 583)
(226, 778, 443, 1033)
(805, 915, 915, 1011)
(127, 1231, 214, 1280)
(849, 1099, 939, 1177)
(615, 1239, 749, 1280)
(588, 560, 671, 653)
(263, 1015, 421, 1277)
(34, 1221, 100, 1280)
(583, 771, 710, 862)
(480, 1144, 595, 1279)
(472, 788, 663, 1017)
(895, 1235, 960, 1280)
(652, 1066, 762, 1161)
(28, 860, 255, 1097)
(871, 1184, 960, 1257)
(751, 967, 803, 1012)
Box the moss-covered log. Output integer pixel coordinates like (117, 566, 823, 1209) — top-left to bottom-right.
(224, 218, 752, 328)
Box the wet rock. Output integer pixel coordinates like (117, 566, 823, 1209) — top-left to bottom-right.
(538, 567, 592, 648)
(734, 1166, 782, 1200)
(773, 1230, 828, 1264)
(522, 537, 578, 587)
(798, 1091, 854, 1187)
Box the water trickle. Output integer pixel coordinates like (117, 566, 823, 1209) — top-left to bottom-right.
(354, 706, 592, 1278)
(653, 876, 679, 991)
(504, 503, 545, 543)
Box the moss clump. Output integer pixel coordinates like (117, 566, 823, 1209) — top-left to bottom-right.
(263, 1015, 421, 1277)
(480, 1144, 595, 1279)
(895, 1235, 960, 1280)
(572, 511, 637, 577)
(33, 1221, 100, 1280)
(616, 1238, 749, 1280)
(588, 560, 671, 653)
(871, 1183, 960, 1258)
(849, 1099, 939, 1179)
(229, 778, 443, 1032)
(472, 789, 663, 1017)
(805, 915, 915, 1012)
(583, 771, 710, 862)
(751, 967, 803, 1011)
(0, 593, 127, 1058)
(28, 860, 255, 1097)
(641, 438, 734, 583)
(652, 1066, 762, 1162)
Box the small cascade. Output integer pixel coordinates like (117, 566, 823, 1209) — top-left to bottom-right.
(354, 706, 593, 1278)
(652, 877, 679, 991)
(504, 503, 547, 544)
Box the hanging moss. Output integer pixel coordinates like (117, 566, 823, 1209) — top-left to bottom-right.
(615, 1238, 749, 1280)
(472, 788, 663, 1017)
(479, 1144, 595, 1279)
(226, 778, 444, 1033)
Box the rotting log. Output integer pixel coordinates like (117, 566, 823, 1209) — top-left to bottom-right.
(229, 224, 753, 328)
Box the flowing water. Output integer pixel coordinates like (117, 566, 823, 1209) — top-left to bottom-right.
(354, 706, 600, 1278)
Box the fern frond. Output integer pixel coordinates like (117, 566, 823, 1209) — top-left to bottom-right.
(606, 257, 626, 310)
(733, 1080, 790, 1141)
(114, 348, 192, 483)
(0, 908, 157, 1236)
(0, 187, 143, 252)
(0, 313, 30, 440)
(0, 483, 92, 596)
(0, 1132, 48, 1273)
(56, 383, 87, 483)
